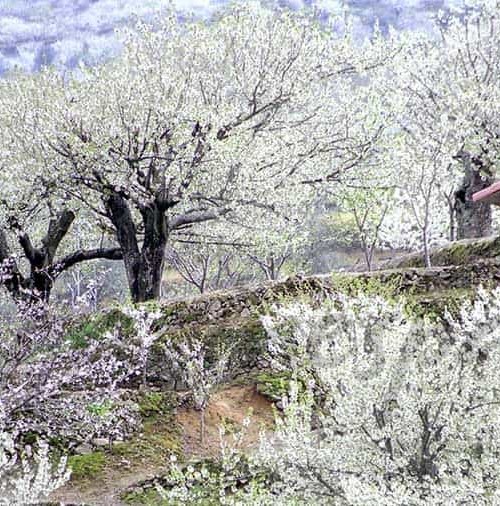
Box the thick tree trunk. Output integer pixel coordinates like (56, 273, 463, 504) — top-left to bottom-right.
(105, 193, 167, 303)
(105, 191, 228, 302)
(0, 229, 25, 299)
(137, 202, 168, 301)
(17, 210, 76, 302)
(454, 153, 494, 240)
(0, 210, 123, 305)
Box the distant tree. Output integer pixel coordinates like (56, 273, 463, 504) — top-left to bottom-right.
(381, 132, 458, 267)
(384, 1, 500, 240)
(166, 241, 252, 295)
(337, 186, 392, 271)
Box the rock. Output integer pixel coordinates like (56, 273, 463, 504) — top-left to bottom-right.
(75, 442, 93, 455)
(240, 307, 251, 318)
(91, 437, 109, 447)
(210, 299, 222, 312)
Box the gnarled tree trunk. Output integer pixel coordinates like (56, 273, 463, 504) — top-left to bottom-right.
(105, 190, 229, 303)
(105, 193, 168, 303)
(0, 209, 122, 304)
(454, 152, 494, 240)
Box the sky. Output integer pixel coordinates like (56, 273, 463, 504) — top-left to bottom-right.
(0, 0, 464, 76)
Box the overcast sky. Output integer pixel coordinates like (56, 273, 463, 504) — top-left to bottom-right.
(0, 0, 463, 76)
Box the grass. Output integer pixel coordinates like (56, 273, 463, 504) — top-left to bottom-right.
(68, 451, 106, 481)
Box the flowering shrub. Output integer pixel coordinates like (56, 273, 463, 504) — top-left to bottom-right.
(117, 306, 164, 386)
(0, 434, 69, 505)
(0, 302, 149, 453)
(165, 336, 233, 444)
(160, 288, 500, 505)
(257, 289, 500, 504)
(158, 421, 261, 504)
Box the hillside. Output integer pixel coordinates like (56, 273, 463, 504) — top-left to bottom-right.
(47, 255, 500, 505)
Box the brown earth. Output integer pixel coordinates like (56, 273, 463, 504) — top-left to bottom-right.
(176, 384, 275, 459)
(50, 384, 274, 506)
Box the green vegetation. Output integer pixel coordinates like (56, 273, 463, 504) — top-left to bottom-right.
(123, 487, 169, 505)
(256, 371, 308, 404)
(403, 288, 476, 320)
(111, 416, 182, 466)
(256, 372, 296, 401)
(65, 308, 134, 348)
(330, 272, 405, 299)
(137, 391, 175, 419)
(87, 400, 114, 417)
(388, 237, 500, 268)
(68, 452, 106, 481)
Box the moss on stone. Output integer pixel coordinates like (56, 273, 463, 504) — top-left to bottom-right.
(403, 287, 476, 320)
(330, 272, 406, 299)
(136, 391, 176, 420)
(256, 372, 294, 401)
(111, 416, 182, 466)
(385, 236, 500, 269)
(65, 308, 134, 348)
(256, 371, 308, 403)
(122, 487, 168, 505)
(153, 316, 268, 377)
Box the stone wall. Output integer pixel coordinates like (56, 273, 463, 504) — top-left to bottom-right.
(379, 236, 500, 269)
(156, 258, 500, 330)
(70, 258, 500, 382)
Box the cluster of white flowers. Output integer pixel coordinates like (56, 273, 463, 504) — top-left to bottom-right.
(0, 310, 140, 442)
(160, 288, 500, 505)
(118, 305, 163, 386)
(257, 289, 500, 504)
(0, 2, 395, 303)
(0, 434, 70, 505)
(0, 302, 158, 503)
(164, 335, 232, 444)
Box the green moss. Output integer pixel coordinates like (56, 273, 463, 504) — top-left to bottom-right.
(111, 418, 181, 465)
(432, 237, 500, 266)
(65, 308, 134, 348)
(256, 371, 307, 402)
(330, 272, 405, 300)
(122, 487, 168, 505)
(137, 392, 174, 419)
(390, 237, 500, 268)
(154, 317, 268, 375)
(87, 399, 114, 417)
(68, 451, 106, 481)
(256, 372, 293, 401)
(403, 287, 475, 320)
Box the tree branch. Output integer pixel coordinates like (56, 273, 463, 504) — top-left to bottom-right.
(52, 247, 123, 275)
(170, 208, 231, 230)
(18, 233, 41, 266)
(42, 209, 76, 261)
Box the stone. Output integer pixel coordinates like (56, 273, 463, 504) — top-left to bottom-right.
(240, 307, 251, 318)
(75, 442, 93, 455)
(91, 437, 109, 447)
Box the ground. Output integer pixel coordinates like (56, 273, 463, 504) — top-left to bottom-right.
(50, 384, 274, 506)
(48, 246, 500, 505)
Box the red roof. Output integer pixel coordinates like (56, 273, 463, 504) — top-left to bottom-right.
(472, 182, 500, 205)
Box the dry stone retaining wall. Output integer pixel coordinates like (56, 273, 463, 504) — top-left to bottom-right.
(157, 259, 500, 330)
